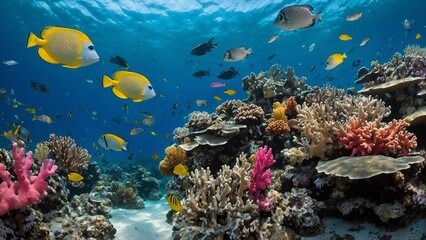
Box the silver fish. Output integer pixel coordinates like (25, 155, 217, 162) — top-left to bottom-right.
(274, 5, 321, 31)
(2, 60, 18, 66)
(223, 47, 252, 62)
(346, 12, 363, 21)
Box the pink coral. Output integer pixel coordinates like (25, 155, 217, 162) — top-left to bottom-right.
(0, 142, 57, 215)
(339, 118, 417, 156)
(248, 146, 276, 211)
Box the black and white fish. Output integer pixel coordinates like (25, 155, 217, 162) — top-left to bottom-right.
(274, 5, 322, 31)
(190, 38, 217, 56)
(352, 58, 362, 67)
(223, 47, 252, 62)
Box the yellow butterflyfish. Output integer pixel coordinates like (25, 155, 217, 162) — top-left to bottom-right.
(415, 33, 421, 40)
(166, 194, 184, 212)
(325, 53, 347, 70)
(26, 26, 99, 68)
(98, 133, 128, 151)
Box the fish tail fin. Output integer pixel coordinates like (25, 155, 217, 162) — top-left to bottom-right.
(26, 32, 42, 48)
(342, 53, 347, 58)
(247, 47, 253, 55)
(314, 12, 322, 21)
(102, 75, 115, 88)
(122, 141, 128, 151)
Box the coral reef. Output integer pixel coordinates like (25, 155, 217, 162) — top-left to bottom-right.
(248, 146, 276, 211)
(172, 153, 270, 239)
(0, 142, 57, 215)
(233, 103, 264, 124)
(159, 145, 187, 176)
(46, 134, 90, 174)
(339, 118, 417, 156)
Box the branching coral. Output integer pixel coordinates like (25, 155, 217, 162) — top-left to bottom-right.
(173, 153, 272, 240)
(34, 142, 50, 164)
(46, 134, 90, 174)
(295, 87, 391, 160)
(159, 145, 187, 176)
(249, 146, 276, 211)
(339, 118, 417, 156)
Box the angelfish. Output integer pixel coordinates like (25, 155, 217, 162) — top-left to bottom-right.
(274, 5, 322, 31)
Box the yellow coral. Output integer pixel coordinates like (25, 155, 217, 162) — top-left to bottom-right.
(34, 142, 51, 164)
(159, 145, 187, 176)
(272, 101, 288, 121)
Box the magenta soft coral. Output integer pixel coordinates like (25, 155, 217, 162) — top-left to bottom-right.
(0, 142, 57, 215)
(339, 118, 417, 156)
(248, 146, 276, 211)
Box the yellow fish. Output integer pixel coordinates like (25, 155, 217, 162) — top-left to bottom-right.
(173, 163, 190, 176)
(224, 89, 236, 96)
(151, 131, 156, 136)
(98, 133, 128, 151)
(92, 142, 98, 151)
(152, 152, 159, 160)
(130, 127, 143, 135)
(165, 194, 184, 212)
(213, 96, 222, 101)
(339, 34, 352, 41)
(102, 71, 156, 102)
(12, 104, 18, 108)
(68, 172, 84, 182)
(325, 53, 347, 70)
(26, 26, 99, 68)
(25, 107, 36, 114)
(416, 33, 422, 39)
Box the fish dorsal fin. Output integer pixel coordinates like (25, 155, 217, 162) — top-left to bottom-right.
(300, 4, 314, 10)
(40, 26, 64, 38)
(112, 87, 128, 99)
(113, 71, 132, 79)
(37, 48, 59, 64)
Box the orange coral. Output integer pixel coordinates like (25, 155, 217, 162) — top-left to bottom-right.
(159, 145, 187, 176)
(286, 96, 297, 114)
(265, 119, 290, 136)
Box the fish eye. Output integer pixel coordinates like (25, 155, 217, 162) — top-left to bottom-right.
(279, 14, 284, 21)
(88, 45, 94, 50)
(148, 85, 153, 90)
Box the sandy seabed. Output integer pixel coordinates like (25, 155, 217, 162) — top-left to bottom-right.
(110, 200, 426, 240)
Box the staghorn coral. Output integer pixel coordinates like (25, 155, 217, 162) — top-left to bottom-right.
(173, 153, 272, 240)
(233, 103, 264, 124)
(339, 118, 417, 156)
(316, 155, 424, 180)
(159, 145, 187, 176)
(46, 134, 90, 174)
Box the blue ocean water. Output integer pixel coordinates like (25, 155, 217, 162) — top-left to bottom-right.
(0, 0, 424, 172)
